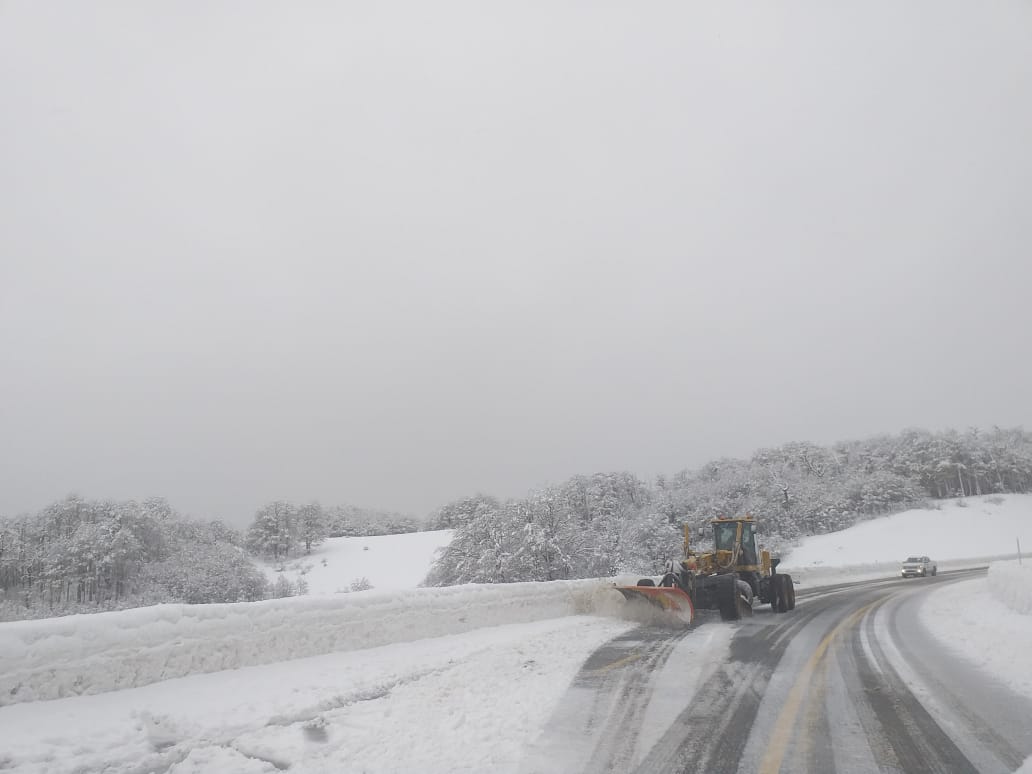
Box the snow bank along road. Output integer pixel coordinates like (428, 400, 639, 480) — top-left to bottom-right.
(522, 568, 1032, 774)
(0, 578, 628, 704)
(0, 578, 643, 773)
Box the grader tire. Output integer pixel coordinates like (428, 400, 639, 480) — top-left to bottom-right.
(773, 575, 789, 614)
(637, 578, 656, 587)
(717, 576, 742, 621)
(784, 574, 796, 610)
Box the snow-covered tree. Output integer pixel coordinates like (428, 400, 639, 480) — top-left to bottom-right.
(296, 502, 328, 554)
(425, 494, 500, 530)
(0, 497, 265, 619)
(246, 501, 297, 560)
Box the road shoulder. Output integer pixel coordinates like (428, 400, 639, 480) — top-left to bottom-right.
(918, 575, 1032, 700)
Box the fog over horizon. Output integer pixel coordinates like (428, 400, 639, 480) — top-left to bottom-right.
(3, 1, 1031, 527)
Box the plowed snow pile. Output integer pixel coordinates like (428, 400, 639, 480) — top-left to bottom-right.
(987, 559, 1032, 615)
(0, 577, 633, 705)
(920, 559, 1032, 700)
(0, 616, 639, 774)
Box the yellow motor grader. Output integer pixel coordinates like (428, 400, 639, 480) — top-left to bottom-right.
(615, 515, 795, 624)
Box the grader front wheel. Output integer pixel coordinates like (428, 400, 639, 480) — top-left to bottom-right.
(771, 575, 788, 613)
(717, 576, 741, 621)
(772, 574, 795, 613)
(783, 574, 796, 610)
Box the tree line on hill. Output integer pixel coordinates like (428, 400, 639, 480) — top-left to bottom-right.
(4, 425, 1029, 618)
(0, 496, 419, 621)
(0, 497, 267, 620)
(243, 502, 419, 562)
(426, 426, 1032, 586)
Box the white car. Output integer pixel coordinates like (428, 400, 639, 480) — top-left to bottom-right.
(900, 555, 937, 578)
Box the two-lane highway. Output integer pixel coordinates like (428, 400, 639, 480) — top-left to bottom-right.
(522, 569, 1032, 774)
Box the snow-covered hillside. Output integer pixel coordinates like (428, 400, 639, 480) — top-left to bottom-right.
(782, 495, 1029, 575)
(262, 529, 453, 593)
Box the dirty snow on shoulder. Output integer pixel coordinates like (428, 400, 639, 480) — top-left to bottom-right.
(262, 529, 453, 593)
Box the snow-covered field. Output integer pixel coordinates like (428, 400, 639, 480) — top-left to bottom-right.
(262, 529, 454, 593)
(781, 495, 1029, 586)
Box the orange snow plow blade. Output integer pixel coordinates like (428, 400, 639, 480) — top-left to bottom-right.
(615, 585, 695, 626)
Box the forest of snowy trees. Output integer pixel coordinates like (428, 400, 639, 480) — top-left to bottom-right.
(0, 497, 267, 620)
(0, 496, 422, 620)
(426, 426, 1032, 586)
(244, 502, 420, 562)
(4, 426, 1031, 619)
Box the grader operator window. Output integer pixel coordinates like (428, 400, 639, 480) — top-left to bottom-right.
(713, 520, 759, 565)
(740, 522, 758, 566)
(713, 522, 738, 552)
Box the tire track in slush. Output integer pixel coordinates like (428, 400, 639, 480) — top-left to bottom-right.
(848, 604, 978, 773)
(581, 630, 684, 774)
(631, 593, 841, 774)
(518, 626, 688, 774)
(885, 589, 1032, 772)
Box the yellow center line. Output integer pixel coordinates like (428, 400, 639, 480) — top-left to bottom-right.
(759, 597, 888, 774)
(591, 652, 643, 674)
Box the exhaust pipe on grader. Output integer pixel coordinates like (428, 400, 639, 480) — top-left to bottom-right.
(615, 516, 795, 625)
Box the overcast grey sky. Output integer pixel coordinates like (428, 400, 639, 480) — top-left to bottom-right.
(2, 1, 1031, 525)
